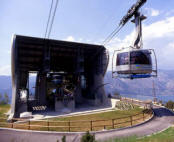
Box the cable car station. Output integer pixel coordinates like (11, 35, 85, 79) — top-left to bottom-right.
(9, 35, 109, 119)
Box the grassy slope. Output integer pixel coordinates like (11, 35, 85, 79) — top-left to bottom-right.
(137, 127, 174, 142)
(50, 106, 143, 121)
(0, 105, 147, 132)
(1, 105, 174, 141)
(46, 107, 145, 131)
(0, 104, 10, 118)
(104, 127, 174, 142)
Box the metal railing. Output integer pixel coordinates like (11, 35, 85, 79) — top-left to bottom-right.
(0, 109, 153, 132)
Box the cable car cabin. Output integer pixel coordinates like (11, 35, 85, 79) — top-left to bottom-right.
(112, 48, 157, 79)
(117, 49, 152, 74)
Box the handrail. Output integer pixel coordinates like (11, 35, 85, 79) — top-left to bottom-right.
(11, 110, 148, 123)
(0, 109, 153, 132)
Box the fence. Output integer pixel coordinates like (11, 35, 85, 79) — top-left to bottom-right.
(0, 109, 153, 132)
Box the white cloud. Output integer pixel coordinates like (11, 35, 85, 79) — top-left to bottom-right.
(145, 8, 160, 17)
(0, 65, 11, 75)
(168, 42, 174, 48)
(64, 36, 97, 45)
(142, 16, 174, 69)
(65, 36, 75, 42)
(165, 10, 174, 16)
(143, 16, 174, 40)
(105, 16, 174, 70)
(7, 50, 11, 54)
(151, 9, 160, 17)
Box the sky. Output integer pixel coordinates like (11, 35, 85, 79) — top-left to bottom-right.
(0, 0, 174, 75)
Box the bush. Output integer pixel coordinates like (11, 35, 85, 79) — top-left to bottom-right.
(81, 131, 96, 142)
(61, 135, 66, 142)
(0, 93, 9, 105)
(113, 92, 121, 99)
(165, 100, 174, 109)
(115, 101, 134, 110)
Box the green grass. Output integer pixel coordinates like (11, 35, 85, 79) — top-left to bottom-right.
(46, 106, 146, 132)
(0, 104, 10, 118)
(0, 105, 150, 132)
(0, 104, 11, 128)
(104, 127, 174, 142)
(49, 106, 143, 121)
(137, 127, 174, 142)
(16, 106, 146, 132)
(103, 136, 137, 142)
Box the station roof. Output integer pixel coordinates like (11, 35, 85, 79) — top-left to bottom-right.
(13, 35, 105, 72)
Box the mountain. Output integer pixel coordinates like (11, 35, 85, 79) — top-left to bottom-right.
(0, 69, 174, 103)
(104, 70, 174, 98)
(0, 76, 12, 102)
(0, 76, 36, 103)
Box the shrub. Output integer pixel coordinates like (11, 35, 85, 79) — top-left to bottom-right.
(159, 100, 163, 105)
(0, 93, 9, 105)
(61, 135, 66, 142)
(81, 131, 96, 142)
(165, 100, 174, 109)
(115, 101, 134, 110)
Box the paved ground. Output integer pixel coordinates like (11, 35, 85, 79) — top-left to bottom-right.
(0, 106, 174, 142)
(95, 106, 174, 141)
(31, 105, 113, 120)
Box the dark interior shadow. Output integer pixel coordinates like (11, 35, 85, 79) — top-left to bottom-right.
(153, 107, 174, 117)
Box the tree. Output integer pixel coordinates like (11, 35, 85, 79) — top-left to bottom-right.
(165, 100, 174, 109)
(0, 93, 2, 103)
(4, 93, 9, 104)
(81, 131, 96, 142)
(61, 136, 66, 142)
(0, 93, 9, 105)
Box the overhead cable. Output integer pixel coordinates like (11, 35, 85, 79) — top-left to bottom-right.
(47, 0, 59, 39)
(102, 0, 146, 46)
(102, 25, 123, 46)
(44, 0, 59, 39)
(44, 0, 54, 39)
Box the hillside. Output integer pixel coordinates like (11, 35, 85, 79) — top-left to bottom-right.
(104, 70, 174, 102)
(0, 76, 12, 102)
(0, 69, 174, 103)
